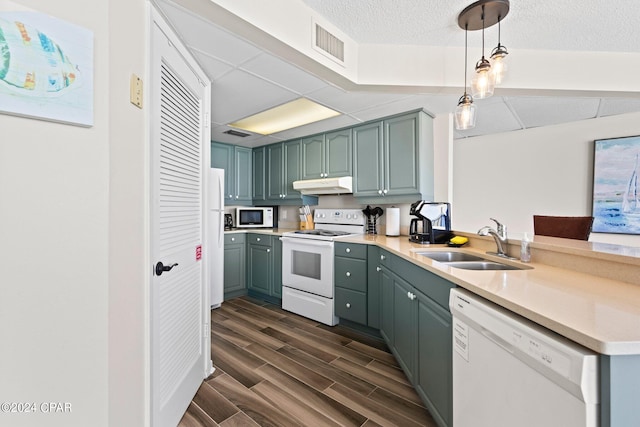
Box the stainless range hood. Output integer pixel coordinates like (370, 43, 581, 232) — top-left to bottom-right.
(293, 176, 353, 195)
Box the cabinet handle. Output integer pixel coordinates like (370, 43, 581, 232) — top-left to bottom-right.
(346, 272, 351, 277)
(235, 195, 239, 199)
(380, 255, 386, 260)
(378, 190, 383, 195)
(346, 303, 351, 308)
(376, 266, 381, 272)
(256, 237, 261, 242)
(345, 248, 351, 253)
(383, 189, 388, 194)
(229, 194, 233, 198)
(231, 237, 235, 242)
(266, 248, 270, 253)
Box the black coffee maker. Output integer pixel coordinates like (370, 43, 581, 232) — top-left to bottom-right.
(409, 201, 453, 244)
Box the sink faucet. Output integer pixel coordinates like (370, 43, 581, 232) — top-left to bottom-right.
(478, 218, 511, 258)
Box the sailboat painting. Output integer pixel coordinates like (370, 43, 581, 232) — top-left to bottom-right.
(0, 2, 93, 126)
(592, 135, 640, 234)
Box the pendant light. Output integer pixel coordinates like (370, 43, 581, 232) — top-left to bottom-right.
(470, 4, 495, 99)
(454, 24, 477, 130)
(490, 16, 509, 84)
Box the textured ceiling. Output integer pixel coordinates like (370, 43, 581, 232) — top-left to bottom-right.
(156, 0, 640, 146)
(300, 0, 640, 52)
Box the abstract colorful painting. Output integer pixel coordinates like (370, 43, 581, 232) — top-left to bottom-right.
(0, 2, 93, 126)
(592, 135, 640, 234)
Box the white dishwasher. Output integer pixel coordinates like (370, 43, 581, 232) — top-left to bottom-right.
(449, 288, 599, 427)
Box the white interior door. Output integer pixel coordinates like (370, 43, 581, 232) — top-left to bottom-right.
(150, 9, 211, 427)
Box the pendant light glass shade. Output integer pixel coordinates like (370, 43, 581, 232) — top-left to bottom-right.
(471, 57, 495, 99)
(454, 23, 476, 131)
(454, 93, 477, 130)
(490, 19, 509, 84)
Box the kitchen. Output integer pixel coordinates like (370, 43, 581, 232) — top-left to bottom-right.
(1, 1, 640, 427)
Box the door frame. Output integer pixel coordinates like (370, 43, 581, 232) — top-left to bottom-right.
(148, 5, 212, 425)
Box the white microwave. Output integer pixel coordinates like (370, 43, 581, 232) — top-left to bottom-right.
(235, 207, 274, 228)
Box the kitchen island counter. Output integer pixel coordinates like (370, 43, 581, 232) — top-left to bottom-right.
(339, 234, 640, 356)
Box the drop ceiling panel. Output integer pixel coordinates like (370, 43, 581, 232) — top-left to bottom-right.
(158, 1, 262, 66)
(306, 85, 413, 114)
(192, 51, 234, 81)
(456, 100, 523, 138)
(598, 98, 640, 117)
(240, 54, 328, 95)
(507, 97, 601, 129)
(210, 69, 299, 125)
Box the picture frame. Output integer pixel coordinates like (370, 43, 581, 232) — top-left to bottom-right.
(0, 2, 94, 126)
(592, 135, 640, 234)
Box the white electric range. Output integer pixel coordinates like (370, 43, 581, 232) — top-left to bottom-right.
(281, 209, 365, 325)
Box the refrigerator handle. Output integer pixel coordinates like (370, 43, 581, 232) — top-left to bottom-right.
(218, 174, 224, 209)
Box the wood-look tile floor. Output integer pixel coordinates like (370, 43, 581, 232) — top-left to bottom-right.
(178, 296, 437, 427)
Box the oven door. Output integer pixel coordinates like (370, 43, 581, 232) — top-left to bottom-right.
(281, 236, 334, 298)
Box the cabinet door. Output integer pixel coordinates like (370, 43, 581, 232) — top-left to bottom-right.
(223, 244, 245, 294)
(247, 243, 272, 294)
(252, 146, 265, 201)
(325, 129, 352, 178)
(234, 146, 253, 204)
(272, 236, 282, 298)
(393, 276, 417, 384)
(283, 140, 301, 199)
(353, 121, 384, 197)
(266, 143, 284, 201)
(211, 142, 234, 202)
(416, 290, 452, 427)
(384, 113, 419, 196)
(301, 134, 325, 180)
(379, 266, 394, 345)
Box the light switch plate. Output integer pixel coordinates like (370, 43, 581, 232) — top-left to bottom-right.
(130, 74, 143, 109)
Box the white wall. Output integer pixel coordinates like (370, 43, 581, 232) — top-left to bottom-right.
(0, 1, 109, 426)
(452, 111, 640, 247)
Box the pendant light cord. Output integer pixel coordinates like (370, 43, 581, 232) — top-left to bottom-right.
(481, 5, 486, 59)
(464, 23, 468, 95)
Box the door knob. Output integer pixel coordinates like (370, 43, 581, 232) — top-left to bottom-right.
(155, 261, 178, 276)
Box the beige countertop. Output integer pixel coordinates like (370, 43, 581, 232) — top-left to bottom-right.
(226, 229, 640, 356)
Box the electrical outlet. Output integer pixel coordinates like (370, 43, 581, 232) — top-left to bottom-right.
(130, 74, 143, 109)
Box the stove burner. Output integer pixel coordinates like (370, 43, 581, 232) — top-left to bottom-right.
(294, 229, 351, 237)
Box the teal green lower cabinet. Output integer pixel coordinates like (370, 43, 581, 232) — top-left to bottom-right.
(247, 241, 271, 295)
(334, 242, 368, 326)
(392, 275, 418, 384)
(416, 288, 452, 427)
(335, 287, 367, 324)
(366, 245, 381, 329)
(377, 249, 453, 427)
(246, 233, 281, 304)
(223, 234, 246, 299)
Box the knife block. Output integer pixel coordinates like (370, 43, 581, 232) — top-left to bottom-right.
(300, 215, 314, 230)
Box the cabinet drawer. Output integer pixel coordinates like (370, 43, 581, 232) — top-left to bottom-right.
(335, 242, 367, 259)
(335, 287, 367, 325)
(334, 257, 367, 292)
(224, 233, 246, 245)
(248, 234, 271, 246)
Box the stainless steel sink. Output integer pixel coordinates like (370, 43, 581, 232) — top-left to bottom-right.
(444, 261, 522, 271)
(416, 251, 485, 262)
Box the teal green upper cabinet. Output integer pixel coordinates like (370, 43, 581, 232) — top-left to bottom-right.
(266, 140, 301, 203)
(211, 142, 234, 201)
(211, 142, 252, 205)
(252, 146, 265, 202)
(234, 146, 252, 204)
(353, 121, 384, 196)
(353, 111, 434, 203)
(302, 129, 352, 180)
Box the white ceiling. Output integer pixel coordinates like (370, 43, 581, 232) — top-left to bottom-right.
(155, 0, 640, 147)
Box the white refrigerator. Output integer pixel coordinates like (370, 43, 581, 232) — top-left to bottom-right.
(207, 168, 224, 308)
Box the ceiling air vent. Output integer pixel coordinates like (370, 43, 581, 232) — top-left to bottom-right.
(315, 23, 344, 63)
(223, 129, 250, 138)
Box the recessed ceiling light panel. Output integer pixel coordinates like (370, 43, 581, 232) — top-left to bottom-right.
(229, 98, 341, 135)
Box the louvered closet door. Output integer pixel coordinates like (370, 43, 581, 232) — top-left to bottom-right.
(150, 17, 208, 427)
